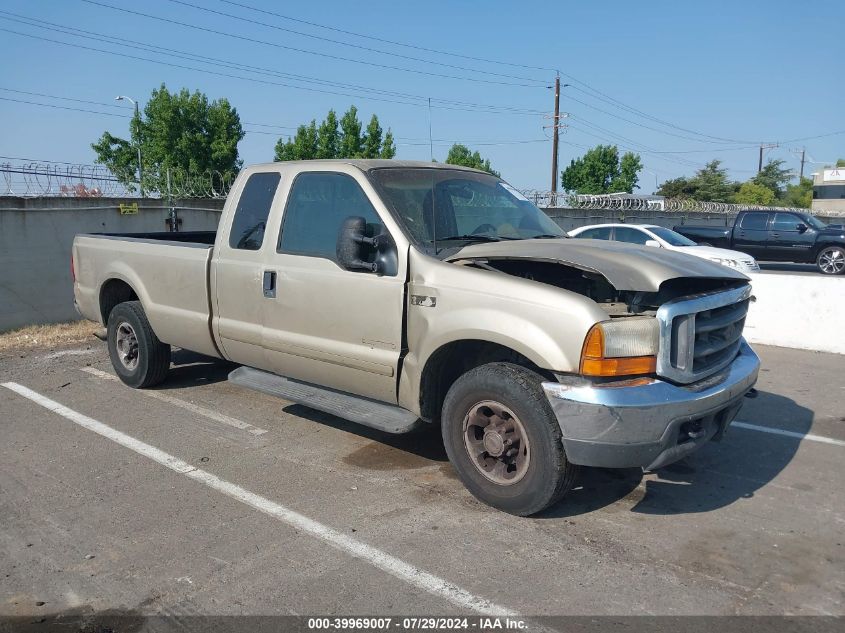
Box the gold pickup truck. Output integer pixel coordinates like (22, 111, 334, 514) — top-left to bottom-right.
(72, 160, 760, 515)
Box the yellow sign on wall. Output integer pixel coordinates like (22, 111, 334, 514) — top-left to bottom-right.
(119, 203, 139, 215)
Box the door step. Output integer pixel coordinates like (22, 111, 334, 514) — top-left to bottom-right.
(228, 366, 423, 434)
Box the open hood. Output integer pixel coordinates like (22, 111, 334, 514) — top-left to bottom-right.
(445, 238, 748, 292)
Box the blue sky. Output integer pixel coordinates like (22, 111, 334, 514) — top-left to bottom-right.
(1, 0, 843, 192)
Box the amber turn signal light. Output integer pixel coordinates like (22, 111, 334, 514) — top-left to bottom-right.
(580, 323, 657, 377)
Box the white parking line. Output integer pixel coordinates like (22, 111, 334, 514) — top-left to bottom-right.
(732, 420, 845, 447)
(80, 367, 268, 436)
(1, 382, 517, 617)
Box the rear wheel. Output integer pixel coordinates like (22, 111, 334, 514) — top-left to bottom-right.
(441, 362, 578, 516)
(817, 246, 845, 275)
(107, 301, 171, 388)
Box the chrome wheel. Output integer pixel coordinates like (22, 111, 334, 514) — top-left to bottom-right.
(115, 321, 139, 370)
(818, 247, 845, 275)
(462, 400, 530, 485)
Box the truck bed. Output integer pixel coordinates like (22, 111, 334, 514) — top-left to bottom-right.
(72, 232, 220, 358)
(673, 225, 732, 248)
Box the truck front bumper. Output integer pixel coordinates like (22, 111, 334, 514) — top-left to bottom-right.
(541, 339, 760, 471)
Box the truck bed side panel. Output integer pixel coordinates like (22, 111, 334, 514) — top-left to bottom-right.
(73, 235, 220, 358)
(673, 225, 732, 248)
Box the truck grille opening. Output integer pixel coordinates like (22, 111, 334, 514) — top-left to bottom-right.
(656, 284, 751, 384)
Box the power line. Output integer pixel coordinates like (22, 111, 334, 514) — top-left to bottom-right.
(0, 96, 128, 118)
(0, 87, 125, 110)
(80, 0, 544, 88)
(217, 0, 556, 73)
(0, 12, 544, 116)
(165, 0, 548, 86)
(0, 26, 543, 117)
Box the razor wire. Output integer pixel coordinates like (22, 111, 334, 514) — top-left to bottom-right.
(521, 190, 812, 215)
(0, 160, 235, 198)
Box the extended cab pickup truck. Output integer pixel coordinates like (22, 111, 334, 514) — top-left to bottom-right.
(73, 160, 760, 515)
(674, 210, 845, 275)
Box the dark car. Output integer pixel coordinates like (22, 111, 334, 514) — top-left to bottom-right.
(675, 211, 845, 275)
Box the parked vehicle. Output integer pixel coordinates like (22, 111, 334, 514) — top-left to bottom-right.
(674, 211, 845, 275)
(73, 160, 759, 516)
(568, 223, 759, 273)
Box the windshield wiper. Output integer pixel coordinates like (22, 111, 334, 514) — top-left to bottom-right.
(436, 234, 502, 242)
(528, 234, 566, 239)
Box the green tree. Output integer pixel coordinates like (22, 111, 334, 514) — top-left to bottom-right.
(92, 84, 244, 192)
(274, 120, 318, 161)
(274, 106, 395, 161)
(782, 177, 813, 208)
(339, 105, 364, 158)
(656, 176, 695, 198)
(689, 160, 736, 203)
(380, 129, 396, 159)
(836, 159, 845, 167)
(444, 144, 500, 177)
(560, 145, 642, 194)
(361, 114, 383, 159)
(753, 159, 793, 197)
(735, 182, 775, 205)
(316, 110, 340, 159)
(612, 152, 643, 193)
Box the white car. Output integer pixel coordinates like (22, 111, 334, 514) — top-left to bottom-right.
(568, 223, 760, 273)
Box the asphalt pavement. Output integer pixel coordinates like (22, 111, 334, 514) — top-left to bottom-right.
(1, 341, 843, 625)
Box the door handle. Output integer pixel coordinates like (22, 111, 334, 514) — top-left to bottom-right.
(262, 270, 276, 298)
(771, 233, 780, 238)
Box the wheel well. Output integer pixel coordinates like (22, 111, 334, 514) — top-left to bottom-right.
(418, 340, 551, 423)
(99, 279, 138, 324)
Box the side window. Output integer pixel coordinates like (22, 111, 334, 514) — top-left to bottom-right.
(575, 227, 612, 240)
(229, 172, 281, 250)
(771, 213, 800, 231)
(613, 227, 650, 245)
(278, 172, 382, 260)
(739, 212, 769, 230)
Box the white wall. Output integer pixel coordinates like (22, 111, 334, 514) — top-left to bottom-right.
(744, 273, 844, 354)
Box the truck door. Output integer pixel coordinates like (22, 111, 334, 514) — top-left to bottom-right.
(767, 212, 817, 262)
(261, 170, 405, 403)
(212, 170, 283, 369)
(732, 212, 769, 259)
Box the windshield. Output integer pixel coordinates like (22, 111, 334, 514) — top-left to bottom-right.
(648, 226, 698, 247)
(368, 168, 566, 254)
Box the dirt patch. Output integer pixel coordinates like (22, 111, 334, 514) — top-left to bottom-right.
(0, 320, 99, 352)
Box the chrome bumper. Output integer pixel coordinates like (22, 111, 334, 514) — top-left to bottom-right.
(542, 339, 760, 470)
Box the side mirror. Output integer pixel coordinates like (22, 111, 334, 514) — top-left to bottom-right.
(796, 223, 808, 233)
(336, 216, 397, 275)
(644, 239, 661, 248)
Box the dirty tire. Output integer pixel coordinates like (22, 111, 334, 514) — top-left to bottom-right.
(441, 362, 578, 516)
(107, 301, 171, 388)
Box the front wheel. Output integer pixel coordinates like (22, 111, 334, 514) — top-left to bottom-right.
(817, 246, 845, 275)
(441, 363, 579, 516)
(107, 301, 171, 388)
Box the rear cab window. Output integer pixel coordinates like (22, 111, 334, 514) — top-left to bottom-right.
(229, 172, 282, 250)
(738, 212, 769, 230)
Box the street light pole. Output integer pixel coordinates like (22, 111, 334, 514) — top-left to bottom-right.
(116, 95, 143, 197)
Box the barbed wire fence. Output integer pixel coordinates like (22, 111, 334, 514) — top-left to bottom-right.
(0, 159, 235, 199)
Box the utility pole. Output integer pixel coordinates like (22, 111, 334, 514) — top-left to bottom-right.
(799, 147, 806, 180)
(758, 143, 778, 173)
(551, 75, 560, 194)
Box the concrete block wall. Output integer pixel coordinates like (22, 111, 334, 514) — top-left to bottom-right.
(0, 197, 224, 332)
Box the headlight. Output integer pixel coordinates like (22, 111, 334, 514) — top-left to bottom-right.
(580, 317, 659, 377)
(709, 257, 740, 268)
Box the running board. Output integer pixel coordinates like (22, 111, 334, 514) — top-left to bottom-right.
(227, 366, 423, 434)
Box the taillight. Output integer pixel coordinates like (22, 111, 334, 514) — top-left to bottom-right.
(71, 253, 76, 283)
